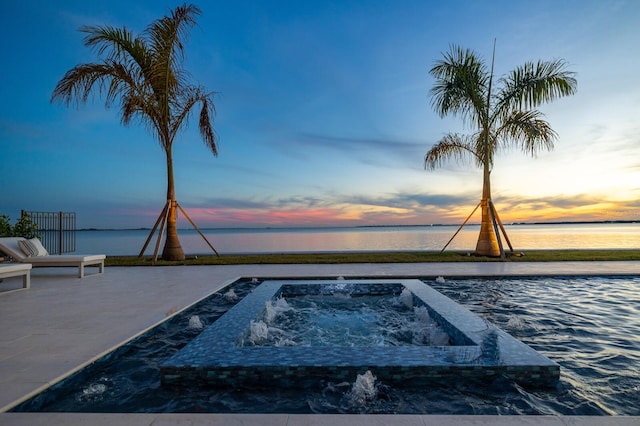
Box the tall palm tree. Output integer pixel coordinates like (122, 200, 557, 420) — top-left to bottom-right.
(425, 44, 577, 257)
(51, 4, 217, 261)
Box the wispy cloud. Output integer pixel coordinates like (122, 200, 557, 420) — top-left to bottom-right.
(178, 189, 480, 227)
(491, 192, 640, 222)
(267, 132, 427, 168)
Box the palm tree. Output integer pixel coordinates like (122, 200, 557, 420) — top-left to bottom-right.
(51, 4, 217, 261)
(425, 44, 577, 257)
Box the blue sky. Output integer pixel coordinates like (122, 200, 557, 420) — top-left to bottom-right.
(1, 0, 639, 229)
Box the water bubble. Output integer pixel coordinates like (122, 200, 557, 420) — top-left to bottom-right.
(414, 306, 431, 323)
(435, 276, 446, 284)
(507, 316, 525, 330)
(84, 383, 107, 396)
(77, 380, 109, 402)
(348, 371, 378, 406)
(188, 315, 204, 329)
(248, 320, 269, 344)
(275, 337, 297, 347)
(264, 297, 291, 323)
(399, 288, 413, 308)
(223, 288, 238, 301)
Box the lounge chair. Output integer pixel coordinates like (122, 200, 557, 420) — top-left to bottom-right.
(0, 237, 105, 278)
(0, 263, 31, 290)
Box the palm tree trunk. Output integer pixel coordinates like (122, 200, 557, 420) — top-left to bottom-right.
(475, 160, 501, 257)
(162, 150, 185, 261)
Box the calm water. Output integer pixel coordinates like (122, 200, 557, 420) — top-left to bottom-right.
(13, 276, 640, 415)
(76, 223, 640, 255)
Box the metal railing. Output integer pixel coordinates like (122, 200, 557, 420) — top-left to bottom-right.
(23, 210, 76, 254)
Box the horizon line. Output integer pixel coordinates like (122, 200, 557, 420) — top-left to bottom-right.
(74, 219, 639, 232)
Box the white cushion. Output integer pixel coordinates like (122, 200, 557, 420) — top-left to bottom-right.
(30, 238, 49, 256)
(18, 238, 49, 257)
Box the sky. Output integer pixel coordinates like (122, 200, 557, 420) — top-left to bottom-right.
(1, 0, 639, 229)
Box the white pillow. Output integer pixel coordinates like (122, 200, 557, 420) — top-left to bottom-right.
(18, 238, 49, 257)
(29, 238, 49, 256)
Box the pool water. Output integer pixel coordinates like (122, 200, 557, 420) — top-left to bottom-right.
(239, 292, 451, 347)
(11, 276, 640, 415)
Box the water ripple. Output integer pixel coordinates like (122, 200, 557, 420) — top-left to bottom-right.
(432, 276, 640, 415)
(13, 276, 640, 415)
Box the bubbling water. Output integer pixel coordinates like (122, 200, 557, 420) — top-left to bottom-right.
(248, 320, 269, 344)
(348, 370, 378, 405)
(188, 315, 204, 330)
(506, 316, 525, 330)
(263, 297, 292, 323)
(240, 291, 451, 347)
(76, 378, 111, 403)
(412, 306, 450, 346)
(399, 287, 413, 308)
(223, 289, 238, 301)
(311, 370, 389, 413)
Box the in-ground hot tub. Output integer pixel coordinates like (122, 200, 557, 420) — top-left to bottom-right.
(161, 279, 559, 388)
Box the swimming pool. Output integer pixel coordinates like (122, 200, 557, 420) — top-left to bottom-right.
(10, 275, 640, 415)
(161, 279, 558, 389)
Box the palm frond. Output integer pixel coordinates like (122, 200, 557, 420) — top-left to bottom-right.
(496, 58, 577, 113)
(424, 133, 482, 170)
(80, 25, 150, 72)
(169, 86, 218, 155)
(146, 4, 200, 94)
(81, 25, 133, 59)
(104, 61, 142, 106)
(51, 63, 120, 106)
(198, 94, 218, 156)
(52, 3, 217, 159)
(496, 110, 556, 156)
(429, 45, 489, 128)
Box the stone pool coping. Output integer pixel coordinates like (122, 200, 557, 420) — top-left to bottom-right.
(162, 279, 558, 388)
(1, 261, 639, 424)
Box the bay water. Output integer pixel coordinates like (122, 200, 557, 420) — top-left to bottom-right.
(75, 222, 640, 256)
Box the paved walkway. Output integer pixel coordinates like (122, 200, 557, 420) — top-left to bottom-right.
(0, 262, 638, 425)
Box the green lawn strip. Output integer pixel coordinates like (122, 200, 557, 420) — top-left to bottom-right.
(104, 249, 640, 266)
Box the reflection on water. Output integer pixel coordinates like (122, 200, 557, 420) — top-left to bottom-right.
(76, 223, 640, 255)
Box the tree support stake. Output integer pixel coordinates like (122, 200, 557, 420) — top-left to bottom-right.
(139, 200, 219, 262)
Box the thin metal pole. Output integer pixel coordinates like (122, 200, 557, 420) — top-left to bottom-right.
(58, 211, 63, 255)
(441, 202, 481, 253)
(176, 202, 219, 256)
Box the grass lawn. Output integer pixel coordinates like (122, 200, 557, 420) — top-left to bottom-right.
(105, 249, 640, 266)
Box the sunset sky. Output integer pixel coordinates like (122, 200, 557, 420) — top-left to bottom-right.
(1, 0, 639, 229)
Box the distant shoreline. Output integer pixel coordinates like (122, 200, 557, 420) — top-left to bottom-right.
(77, 220, 639, 232)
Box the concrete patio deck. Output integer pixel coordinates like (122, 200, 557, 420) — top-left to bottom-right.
(1, 261, 638, 425)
